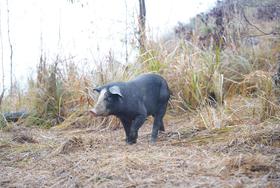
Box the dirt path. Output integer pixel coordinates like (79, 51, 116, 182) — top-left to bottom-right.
(0, 118, 280, 187)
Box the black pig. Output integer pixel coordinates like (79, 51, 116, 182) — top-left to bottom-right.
(90, 73, 170, 144)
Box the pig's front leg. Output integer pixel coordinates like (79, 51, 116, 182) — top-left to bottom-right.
(120, 117, 132, 143)
(128, 114, 146, 144)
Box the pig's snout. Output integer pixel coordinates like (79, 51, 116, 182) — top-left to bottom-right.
(89, 109, 97, 116)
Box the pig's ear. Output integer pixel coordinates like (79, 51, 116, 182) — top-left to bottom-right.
(93, 87, 102, 93)
(108, 86, 123, 97)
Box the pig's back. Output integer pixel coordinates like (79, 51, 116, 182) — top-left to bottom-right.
(128, 73, 170, 115)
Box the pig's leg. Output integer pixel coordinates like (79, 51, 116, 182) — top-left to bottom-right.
(151, 104, 167, 143)
(159, 123, 165, 132)
(128, 114, 146, 144)
(120, 118, 131, 143)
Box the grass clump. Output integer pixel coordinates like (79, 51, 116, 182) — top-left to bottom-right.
(1, 0, 279, 132)
(24, 56, 93, 128)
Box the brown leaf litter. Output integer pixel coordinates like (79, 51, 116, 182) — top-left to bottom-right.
(0, 117, 279, 187)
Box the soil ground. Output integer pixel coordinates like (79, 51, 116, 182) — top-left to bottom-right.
(0, 115, 280, 188)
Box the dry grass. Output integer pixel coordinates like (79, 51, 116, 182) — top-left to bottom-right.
(0, 111, 279, 187)
(1, 95, 280, 187)
(1, 1, 280, 187)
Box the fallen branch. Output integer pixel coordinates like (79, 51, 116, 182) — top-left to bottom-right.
(3, 111, 29, 122)
(242, 8, 279, 36)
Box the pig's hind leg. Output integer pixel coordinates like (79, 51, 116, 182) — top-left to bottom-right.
(151, 103, 167, 143)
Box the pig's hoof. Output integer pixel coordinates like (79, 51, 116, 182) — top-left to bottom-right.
(127, 140, 136, 145)
(127, 138, 137, 145)
(150, 138, 157, 145)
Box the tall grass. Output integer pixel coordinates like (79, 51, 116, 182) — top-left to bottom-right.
(1, 1, 279, 130)
(1, 34, 279, 130)
(22, 54, 134, 129)
(140, 34, 280, 127)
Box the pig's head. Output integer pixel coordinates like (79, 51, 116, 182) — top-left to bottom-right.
(90, 85, 123, 116)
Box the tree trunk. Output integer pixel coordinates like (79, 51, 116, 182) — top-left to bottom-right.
(0, 4, 4, 91)
(124, 0, 128, 64)
(138, 0, 146, 54)
(0, 90, 4, 108)
(6, 0, 13, 94)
